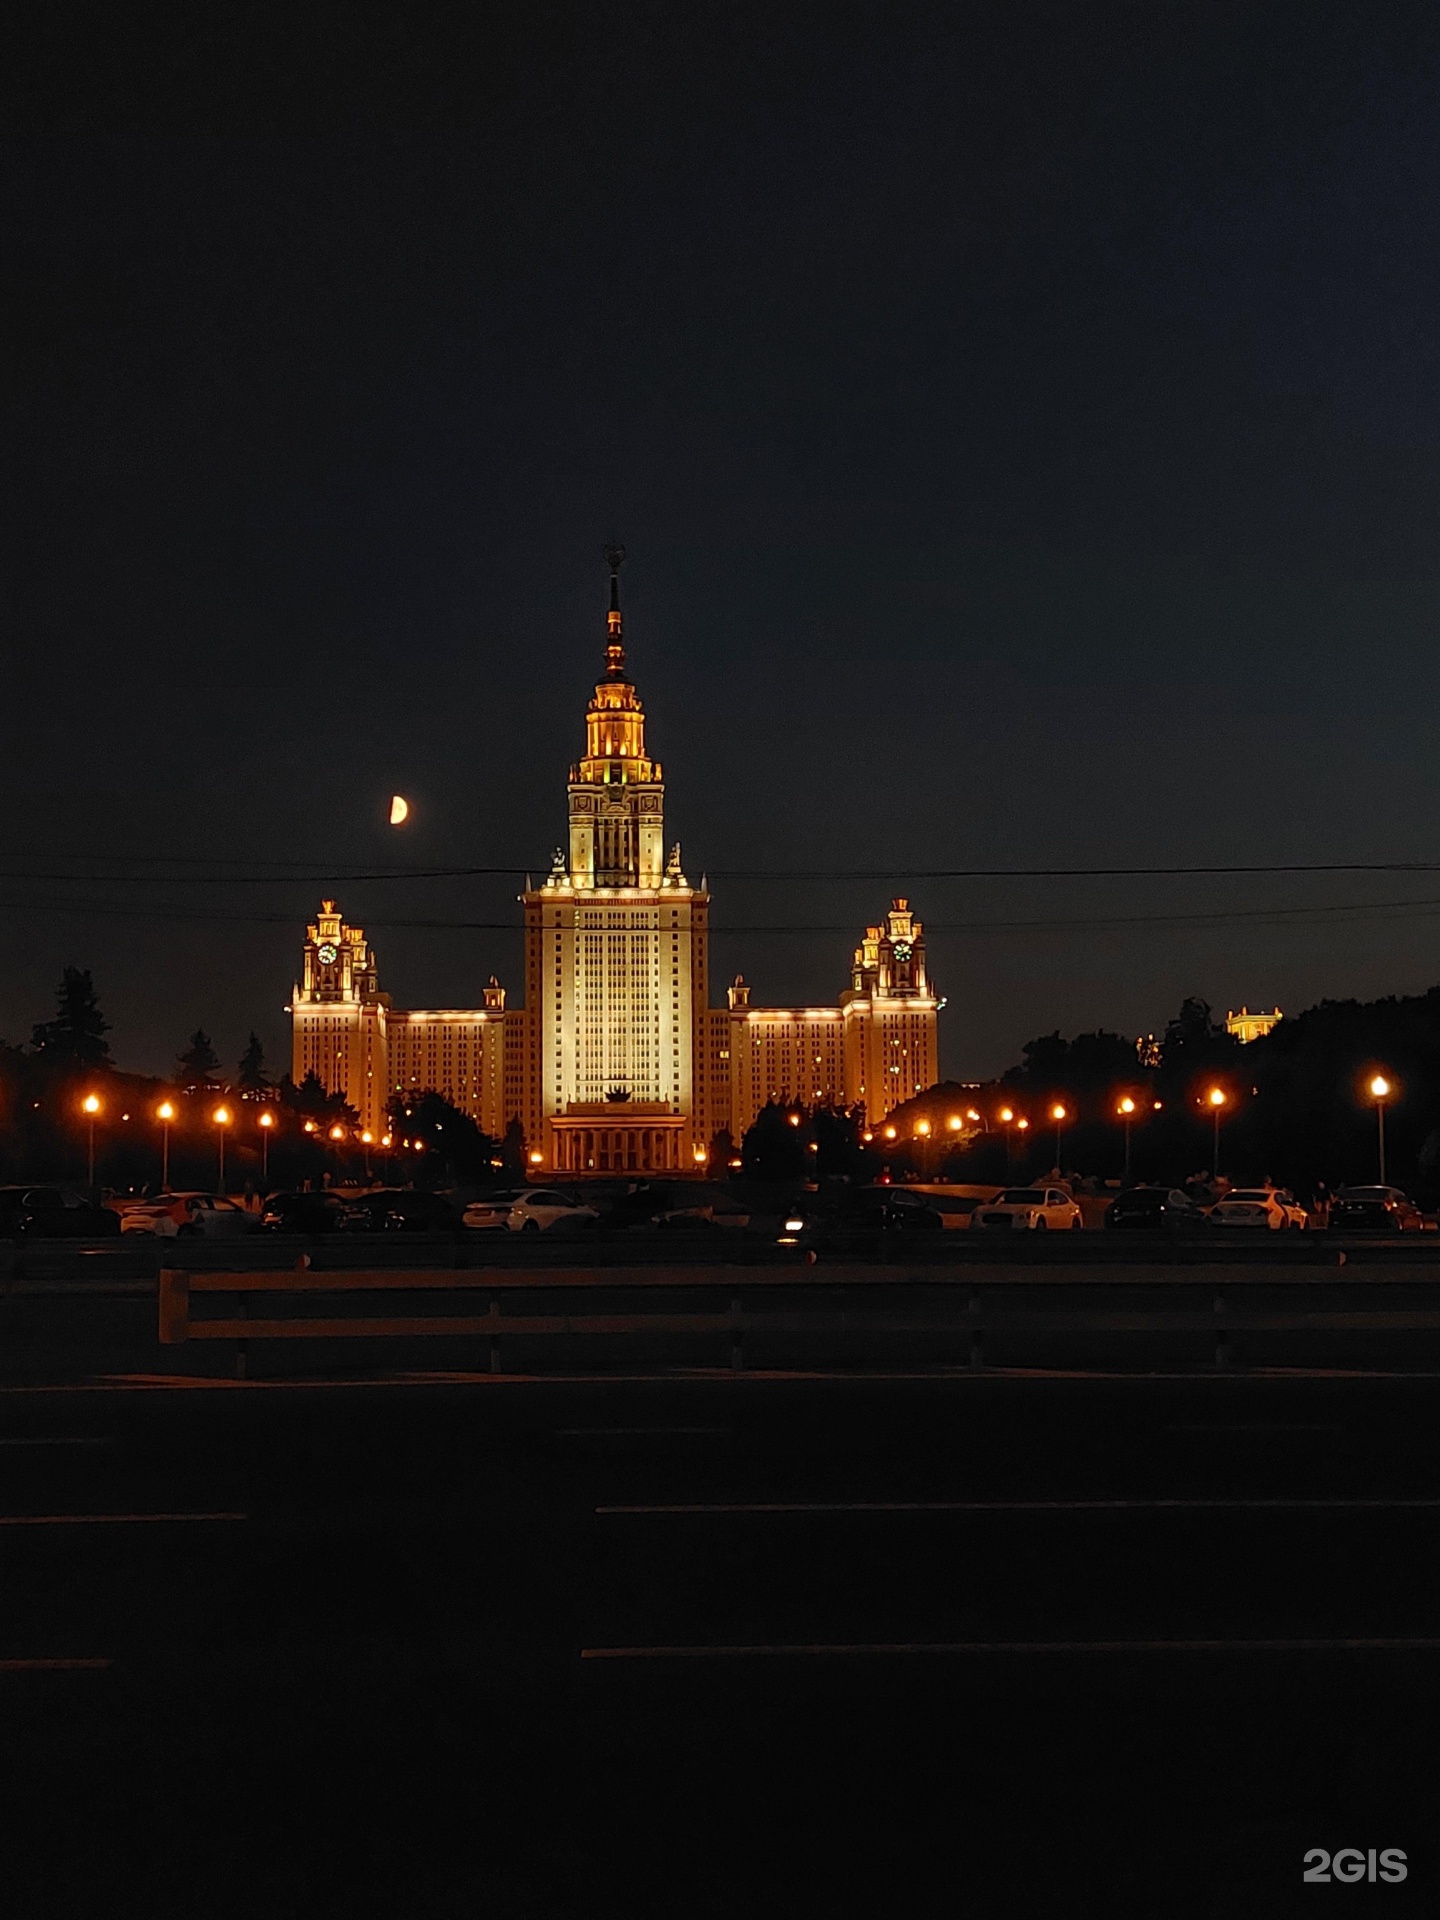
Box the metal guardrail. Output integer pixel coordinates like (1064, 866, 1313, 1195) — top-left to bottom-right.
(158, 1264, 1440, 1378)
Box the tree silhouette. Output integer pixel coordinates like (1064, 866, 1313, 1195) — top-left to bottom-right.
(176, 1029, 221, 1089)
(31, 968, 111, 1069)
(237, 1032, 270, 1093)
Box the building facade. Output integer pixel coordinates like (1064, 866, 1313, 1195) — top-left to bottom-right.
(289, 553, 940, 1169)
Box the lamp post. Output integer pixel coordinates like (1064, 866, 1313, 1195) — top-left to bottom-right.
(81, 1094, 101, 1191)
(212, 1106, 231, 1192)
(998, 1106, 1015, 1174)
(360, 1129, 374, 1180)
(1205, 1087, 1227, 1179)
(1117, 1096, 1136, 1182)
(1050, 1103, 1067, 1171)
(156, 1100, 175, 1189)
(258, 1108, 274, 1184)
(1016, 1116, 1030, 1175)
(914, 1116, 931, 1177)
(1368, 1074, 1393, 1185)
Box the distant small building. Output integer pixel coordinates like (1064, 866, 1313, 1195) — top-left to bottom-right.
(1135, 1033, 1162, 1069)
(1226, 1006, 1282, 1045)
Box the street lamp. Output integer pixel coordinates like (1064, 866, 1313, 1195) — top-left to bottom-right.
(212, 1105, 231, 1191)
(1368, 1073, 1393, 1185)
(1050, 1102, 1067, 1169)
(998, 1106, 1015, 1171)
(258, 1108, 274, 1183)
(1117, 1096, 1136, 1182)
(156, 1100, 175, 1189)
(81, 1093, 101, 1190)
(360, 1129, 374, 1179)
(1205, 1087, 1227, 1179)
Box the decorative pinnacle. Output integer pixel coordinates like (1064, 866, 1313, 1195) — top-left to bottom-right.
(604, 542, 626, 672)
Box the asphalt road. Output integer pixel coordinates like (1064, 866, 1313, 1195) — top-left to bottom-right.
(1, 1369, 1438, 1916)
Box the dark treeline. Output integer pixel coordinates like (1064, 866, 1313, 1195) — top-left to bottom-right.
(882, 991, 1440, 1201)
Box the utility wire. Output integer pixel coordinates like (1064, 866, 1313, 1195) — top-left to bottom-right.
(0, 859, 1437, 885)
(3, 892, 1440, 935)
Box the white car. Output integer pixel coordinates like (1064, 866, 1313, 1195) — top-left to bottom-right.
(974, 1186, 1083, 1231)
(1210, 1187, 1308, 1231)
(118, 1192, 260, 1238)
(507, 1189, 600, 1233)
(462, 1189, 526, 1230)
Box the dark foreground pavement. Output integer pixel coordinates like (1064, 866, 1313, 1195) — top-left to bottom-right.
(1, 1370, 1438, 1916)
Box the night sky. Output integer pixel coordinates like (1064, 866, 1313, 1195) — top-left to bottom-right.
(5, 2, 1440, 1083)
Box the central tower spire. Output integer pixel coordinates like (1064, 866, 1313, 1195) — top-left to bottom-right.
(562, 542, 664, 888)
(604, 541, 626, 678)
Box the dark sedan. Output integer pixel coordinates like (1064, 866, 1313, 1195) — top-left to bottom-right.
(339, 1188, 461, 1233)
(1103, 1186, 1211, 1231)
(1328, 1186, 1427, 1233)
(258, 1192, 351, 1235)
(779, 1190, 945, 1248)
(0, 1187, 120, 1239)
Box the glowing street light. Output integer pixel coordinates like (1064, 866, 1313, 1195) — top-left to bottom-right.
(156, 1099, 175, 1188)
(258, 1107, 275, 1182)
(1117, 1095, 1137, 1182)
(1204, 1087, 1227, 1178)
(80, 1093, 101, 1189)
(212, 1105, 232, 1191)
(997, 1105, 1017, 1171)
(1367, 1073, 1394, 1185)
(1050, 1102, 1068, 1168)
(947, 1115, 963, 1132)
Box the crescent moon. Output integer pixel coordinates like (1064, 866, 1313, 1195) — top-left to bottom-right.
(389, 795, 409, 826)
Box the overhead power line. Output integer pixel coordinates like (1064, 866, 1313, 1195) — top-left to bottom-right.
(0, 858, 1438, 886)
(3, 891, 1440, 936)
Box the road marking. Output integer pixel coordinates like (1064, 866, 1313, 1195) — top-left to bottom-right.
(0, 1437, 112, 1448)
(582, 1637, 1440, 1660)
(0, 1512, 245, 1527)
(597, 1497, 1440, 1515)
(1166, 1423, 1340, 1434)
(557, 1427, 730, 1437)
(0, 1657, 111, 1671)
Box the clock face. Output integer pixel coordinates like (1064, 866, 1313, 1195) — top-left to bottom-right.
(317, 942, 339, 965)
(892, 940, 913, 963)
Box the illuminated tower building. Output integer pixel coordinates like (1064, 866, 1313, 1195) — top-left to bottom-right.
(288, 901, 390, 1134)
(288, 549, 941, 1167)
(524, 545, 713, 1173)
(839, 898, 939, 1122)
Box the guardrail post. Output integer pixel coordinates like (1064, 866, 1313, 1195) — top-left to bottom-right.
(489, 1292, 502, 1374)
(1213, 1290, 1228, 1371)
(730, 1296, 744, 1372)
(969, 1293, 984, 1372)
(157, 1268, 190, 1345)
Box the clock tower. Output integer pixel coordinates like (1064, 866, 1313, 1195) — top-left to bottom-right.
(289, 900, 390, 1133)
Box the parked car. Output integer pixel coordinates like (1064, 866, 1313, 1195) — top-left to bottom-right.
(1209, 1187, 1308, 1231)
(462, 1189, 527, 1230)
(116, 1192, 257, 1238)
(1328, 1186, 1428, 1233)
(1103, 1187, 1211, 1231)
(597, 1181, 751, 1232)
(258, 1192, 351, 1235)
(507, 1189, 600, 1233)
(339, 1189, 461, 1233)
(0, 1187, 120, 1239)
(779, 1189, 946, 1248)
(974, 1186, 1083, 1231)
